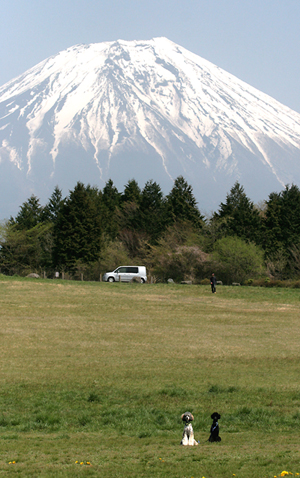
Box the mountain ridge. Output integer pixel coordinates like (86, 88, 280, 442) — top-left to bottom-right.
(1, 37, 300, 218)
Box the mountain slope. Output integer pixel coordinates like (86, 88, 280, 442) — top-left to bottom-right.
(1, 37, 300, 218)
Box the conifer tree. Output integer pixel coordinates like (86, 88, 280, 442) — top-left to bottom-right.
(102, 179, 121, 211)
(263, 184, 300, 256)
(139, 180, 167, 242)
(279, 184, 300, 249)
(52, 182, 102, 270)
(166, 176, 203, 228)
(101, 179, 121, 240)
(13, 195, 43, 230)
(262, 191, 283, 256)
(42, 186, 64, 223)
(214, 182, 262, 244)
(121, 179, 141, 205)
(118, 180, 142, 233)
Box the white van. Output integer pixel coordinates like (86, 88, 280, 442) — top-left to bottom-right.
(102, 266, 147, 283)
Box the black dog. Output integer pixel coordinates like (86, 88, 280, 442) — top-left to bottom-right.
(208, 412, 221, 442)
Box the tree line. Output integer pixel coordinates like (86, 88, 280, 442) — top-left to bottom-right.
(1, 176, 300, 284)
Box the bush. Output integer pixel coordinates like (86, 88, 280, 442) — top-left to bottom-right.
(149, 244, 209, 283)
(147, 223, 209, 283)
(251, 279, 298, 288)
(98, 240, 131, 275)
(212, 236, 264, 285)
(200, 278, 210, 285)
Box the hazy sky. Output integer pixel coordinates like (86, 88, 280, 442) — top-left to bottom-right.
(1, 0, 300, 113)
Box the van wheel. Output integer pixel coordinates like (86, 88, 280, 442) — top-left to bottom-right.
(141, 278, 145, 283)
(107, 277, 115, 283)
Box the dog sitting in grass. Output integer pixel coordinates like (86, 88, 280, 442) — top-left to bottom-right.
(180, 412, 198, 446)
(208, 412, 221, 442)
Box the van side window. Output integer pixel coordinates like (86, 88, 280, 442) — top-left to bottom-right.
(127, 267, 138, 273)
(116, 267, 127, 273)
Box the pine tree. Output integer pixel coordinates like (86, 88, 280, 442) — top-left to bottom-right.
(52, 182, 102, 270)
(263, 184, 300, 256)
(166, 176, 203, 228)
(280, 184, 300, 249)
(139, 180, 167, 242)
(42, 186, 64, 223)
(214, 182, 262, 244)
(263, 191, 283, 255)
(13, 195, 43, 230)
(121, 179, 141, 205)
(101, 179, 121, 240)
(102, 179, 121, 211)
(118, 180, 141, 233)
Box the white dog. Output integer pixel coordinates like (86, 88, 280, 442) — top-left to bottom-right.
(180, 412, 198, 446)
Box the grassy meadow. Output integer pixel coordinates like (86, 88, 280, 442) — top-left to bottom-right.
(0, 275, 300, 477)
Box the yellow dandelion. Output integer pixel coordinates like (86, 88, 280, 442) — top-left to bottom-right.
(12, 461, 16, 464)
(87, 462, 90, 465)
(75, 461, 78, 464)
(80, 462, 84, 465)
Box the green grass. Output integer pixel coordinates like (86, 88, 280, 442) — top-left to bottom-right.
(0, 275, 300, 477)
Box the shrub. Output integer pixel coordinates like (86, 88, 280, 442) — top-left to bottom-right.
(99, 240, 131, 274)
(212, 236, 264, 285)
(200, 278, 210, 285)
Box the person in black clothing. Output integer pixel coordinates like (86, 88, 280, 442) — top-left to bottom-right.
(210, 273, 217, 293)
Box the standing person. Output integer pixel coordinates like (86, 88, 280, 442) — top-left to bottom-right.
(210, 273, 217, 293)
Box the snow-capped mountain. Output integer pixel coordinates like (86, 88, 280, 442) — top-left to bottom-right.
(1, 37, 300, 218)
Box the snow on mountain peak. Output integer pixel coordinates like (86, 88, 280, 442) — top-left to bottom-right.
(1, 37, 300, 218)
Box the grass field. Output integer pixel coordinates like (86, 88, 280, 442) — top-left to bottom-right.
(0, 275, 300, 477)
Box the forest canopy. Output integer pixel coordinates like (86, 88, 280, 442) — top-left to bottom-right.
(1, 178, 300, 284)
